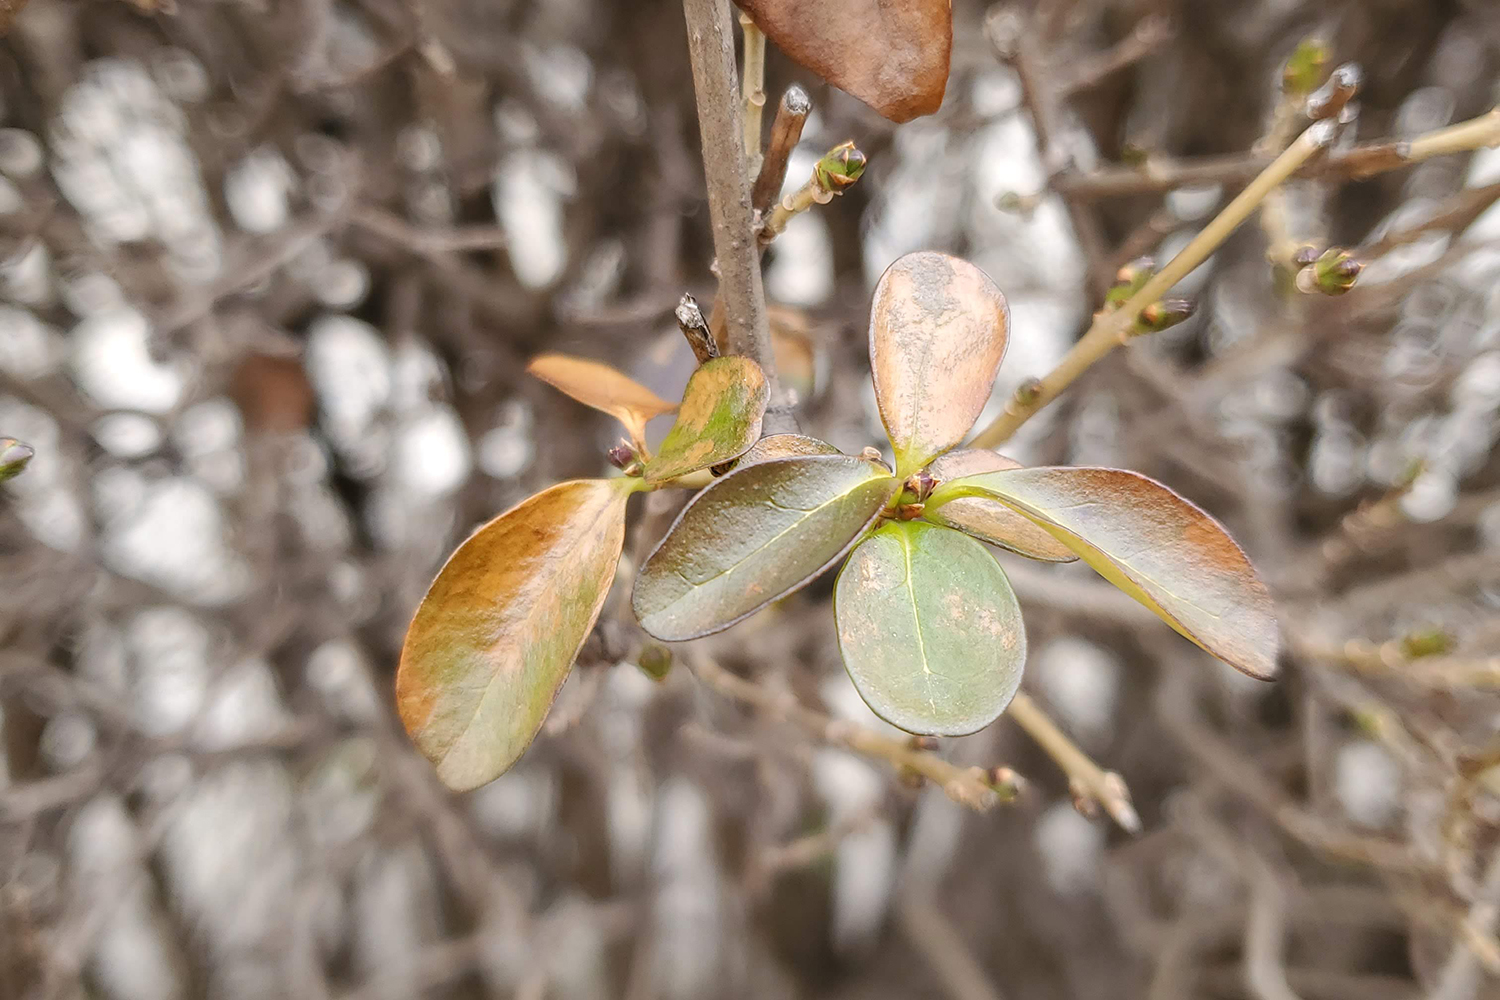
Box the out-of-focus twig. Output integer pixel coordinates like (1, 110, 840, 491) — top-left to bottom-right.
(689, 655, 1009, 810)
(1008, 691, 1140, 833)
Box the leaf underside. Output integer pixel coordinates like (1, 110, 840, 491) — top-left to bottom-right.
(527, 353, 676, 444)
(397, 478, 633, 791)
(869, 251, 1010, 477)
(930, 467, 1281, 679)
(633, 454, 900, 640)
(645, 356, 769, 482)
(923, 450, 1076, 563)
(836, 520, 1026, 735)
(735, 0, 952, 122)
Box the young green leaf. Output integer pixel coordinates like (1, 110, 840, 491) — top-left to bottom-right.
(644, 356, 769, 483)
(735, 0, 951, 123)
(869, 252, 1010, 477)
(397, 478, 639, 791)
(737, 433, 842, 466)
(922, 450, 1076, 563)
(929, 467, 1280, 679)
(835, 520, 1026, 735)
(634, 454, 899, 640)
(528, 353, 677, 446)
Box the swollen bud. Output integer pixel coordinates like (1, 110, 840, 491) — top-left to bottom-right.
(607, 440, 641, 473)
(635, 644, 673, 682)
(1135, 298, 1195, 334)
(1282, 37, 1330, 96)
(0, 438, 33, 482)
(813, 140, 867, 193)
(1105, 257, 1155, 311)
(1400, 627, 1454, 660)
(1296, 247, 1362, 295)
(985, 766, 1027, 801)
(907, 735, 940, 753)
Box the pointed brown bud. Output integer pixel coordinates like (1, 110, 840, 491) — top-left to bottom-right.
(908, 735, 940, 753)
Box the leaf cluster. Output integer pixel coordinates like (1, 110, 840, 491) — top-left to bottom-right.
(398, 252, 1280, 791)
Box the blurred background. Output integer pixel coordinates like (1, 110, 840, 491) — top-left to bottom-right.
(4, 0, 1500, 997)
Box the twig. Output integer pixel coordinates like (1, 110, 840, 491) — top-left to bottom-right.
(681, 0, 779, 394)
(759, 140, 865, 245)
(751, 85, 811, 213)
(970, 121, 1335, 448)
(1055, 107, 1500, 201)
(688, 655, 1007, 810)
(897, 895, 1007, 1000)
(1007, 691, 1140, 833)
(738, 12, 765, 170)
(1054, 16, 1174, 97)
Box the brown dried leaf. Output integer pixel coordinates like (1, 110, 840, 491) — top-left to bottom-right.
(528, 353, 677, 446)
(736, 0, 952, 123)
(923, 450, 1076, 563)
(397, 478, 638, 790)
(870, 252, 1010, 477)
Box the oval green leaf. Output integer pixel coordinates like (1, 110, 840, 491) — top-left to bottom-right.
(528, 353, 677, 445)
(397, 478, 636, 791)
(869, 252, 1010, 477)
(633, 454, 900, 640)
(737, 433, 842, 466)
(923, 450, 1077, 563)
(644, 356, 769, 483)
(835, 520, 1026, 735)
(929, 467, 1280, 679)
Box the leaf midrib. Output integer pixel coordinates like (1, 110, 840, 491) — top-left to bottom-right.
(657, 469, 893, 615)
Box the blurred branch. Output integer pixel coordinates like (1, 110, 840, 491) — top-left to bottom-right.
(688, 655, 1008, 810)
(897, 895, 1007, 1000)
(970, 121, 1335, 448)
(1008, 691, 1140, 833)
(1056, 107, 1500, 201)
(1054, 15, 1174, 97)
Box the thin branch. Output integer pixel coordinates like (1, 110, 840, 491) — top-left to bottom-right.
(751, 85, 811, 213)
(1054, 16, 1174, 97)
(970, 121, 1336, 449)
(738, 12, 766, 170)
(681, 0, 779, 392)
(1055, 106, 1500, 201)
(1007, 691, 1140, 833)
(689, 655, 1008, 811)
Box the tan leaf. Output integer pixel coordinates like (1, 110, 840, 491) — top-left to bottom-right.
(397, 478, 638, 791)
(736, 0, 952, 123)
(528, 353, 677, 446)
